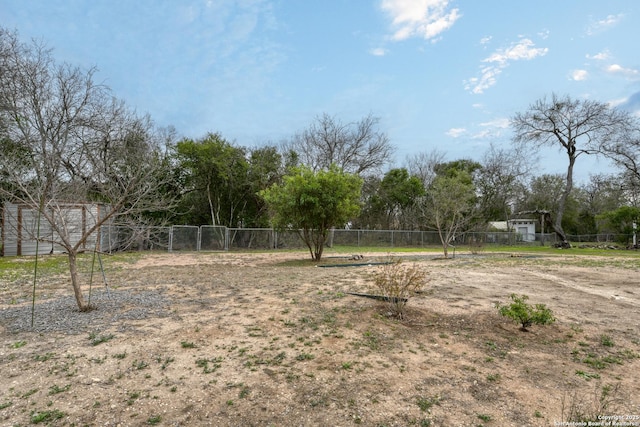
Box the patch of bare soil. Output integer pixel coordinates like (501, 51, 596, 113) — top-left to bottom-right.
(1, 250, 640, 426)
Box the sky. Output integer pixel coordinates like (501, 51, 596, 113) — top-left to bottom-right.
(3, 0, 640, 183)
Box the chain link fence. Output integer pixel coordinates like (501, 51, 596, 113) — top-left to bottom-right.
(6, 222, 634, 256)
(92, 226, 634, 253)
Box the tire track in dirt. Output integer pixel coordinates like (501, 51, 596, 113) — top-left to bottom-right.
(520, 269, 640, 307)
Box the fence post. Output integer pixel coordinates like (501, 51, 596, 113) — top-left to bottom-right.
(168, 226, 173, 252)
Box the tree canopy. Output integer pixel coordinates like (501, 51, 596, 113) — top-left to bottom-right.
(260, 165, 362, 261)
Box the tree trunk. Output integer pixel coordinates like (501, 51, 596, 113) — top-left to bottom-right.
(553, 152, 576, 248)
(207, 182, 216, 226)
(68, 251, 91, 311)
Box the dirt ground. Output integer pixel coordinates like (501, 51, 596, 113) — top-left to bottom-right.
(1, 250, 640, 427)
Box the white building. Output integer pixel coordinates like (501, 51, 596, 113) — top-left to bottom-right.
(488, 219, 536, 242)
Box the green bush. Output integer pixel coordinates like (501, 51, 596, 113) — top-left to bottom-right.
(496, 294, 555, 331)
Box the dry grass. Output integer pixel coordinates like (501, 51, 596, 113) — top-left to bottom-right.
(1, 250, 639, 426)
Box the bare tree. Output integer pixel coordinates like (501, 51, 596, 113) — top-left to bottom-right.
(511, 93, 632, 247)
(284, 113, 393, 175)
(404, 149, 445, 188)
(0, 28, 173, 311)
(476, 144, 530, 222)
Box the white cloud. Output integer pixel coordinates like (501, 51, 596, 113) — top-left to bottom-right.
(380, 0, 461, 42)
(446, 127, 466, 138)
(537, 29, 550, 40)
(471, 129, 492, 139)
(570, 69, 589, 81)
(587, 13, 624, 35)
(479, 118, 509, 129)
(479, 36, 492, 45)
(606, 64, 640, 79)
(369, 47, 387, 56)
(586, 50, 610, 61)
(464, 38, 548, 94)
(607, 97, 628, 108)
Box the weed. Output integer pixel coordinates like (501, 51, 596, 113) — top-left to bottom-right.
(341, 361, 354, 370)
(0, 401, 12, 410)
(239, 386, 250, 399)
(31, 409, 66, 424)
(477, 414, 492, 422)
(147, 415, 162, 425)
(180, 341, 197, 348)
(416, 395, 440, 412)
(296, 352, 315, 361)
(48, 384, 71, 395)
(486, 373, 501, 382)
(89, 332, 114, 346)
(132, 360, 149, 370)
(34, 352, 55, 362)
(10, 340, 26, 349)
(561, 383, 625, 422)
(575, 370, 600, 380)
(496, 294, 555, 331)
(196, 356, 223, 373)
(21, 388, 39, 399)
(113, 352, 127, 359)
(534, 410, 543, 418)
(160, 357, 175, 370)
(600, 335, 615, 347)
(127, 391, 140, 405)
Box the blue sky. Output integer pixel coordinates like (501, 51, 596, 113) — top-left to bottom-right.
(3, 0, 640, 182)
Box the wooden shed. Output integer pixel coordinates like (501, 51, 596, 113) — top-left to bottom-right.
(1, 202, 111, 256)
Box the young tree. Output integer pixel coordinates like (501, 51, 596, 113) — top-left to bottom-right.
(511, 93, 632, 247)
(0, 28, 173, 311)
(260, 165, 362, 261)
(420, 170, 476, 258)
(283, 113, 393, 175)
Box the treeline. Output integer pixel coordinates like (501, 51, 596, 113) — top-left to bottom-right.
(166, 121, 640, 241)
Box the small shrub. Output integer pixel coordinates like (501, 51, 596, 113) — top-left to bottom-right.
(496, 294, 555, 331)
(373, 258, 428, 319)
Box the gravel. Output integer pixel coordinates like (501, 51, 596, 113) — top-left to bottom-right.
(0, 289, 171, 334)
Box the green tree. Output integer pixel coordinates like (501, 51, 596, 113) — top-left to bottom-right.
(245, 145, 284, 227)
(360, 168, 424, 229)
(174, 134, 250, 226)
(596, 206, 640, 244)
(260, 165, 362, 261)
